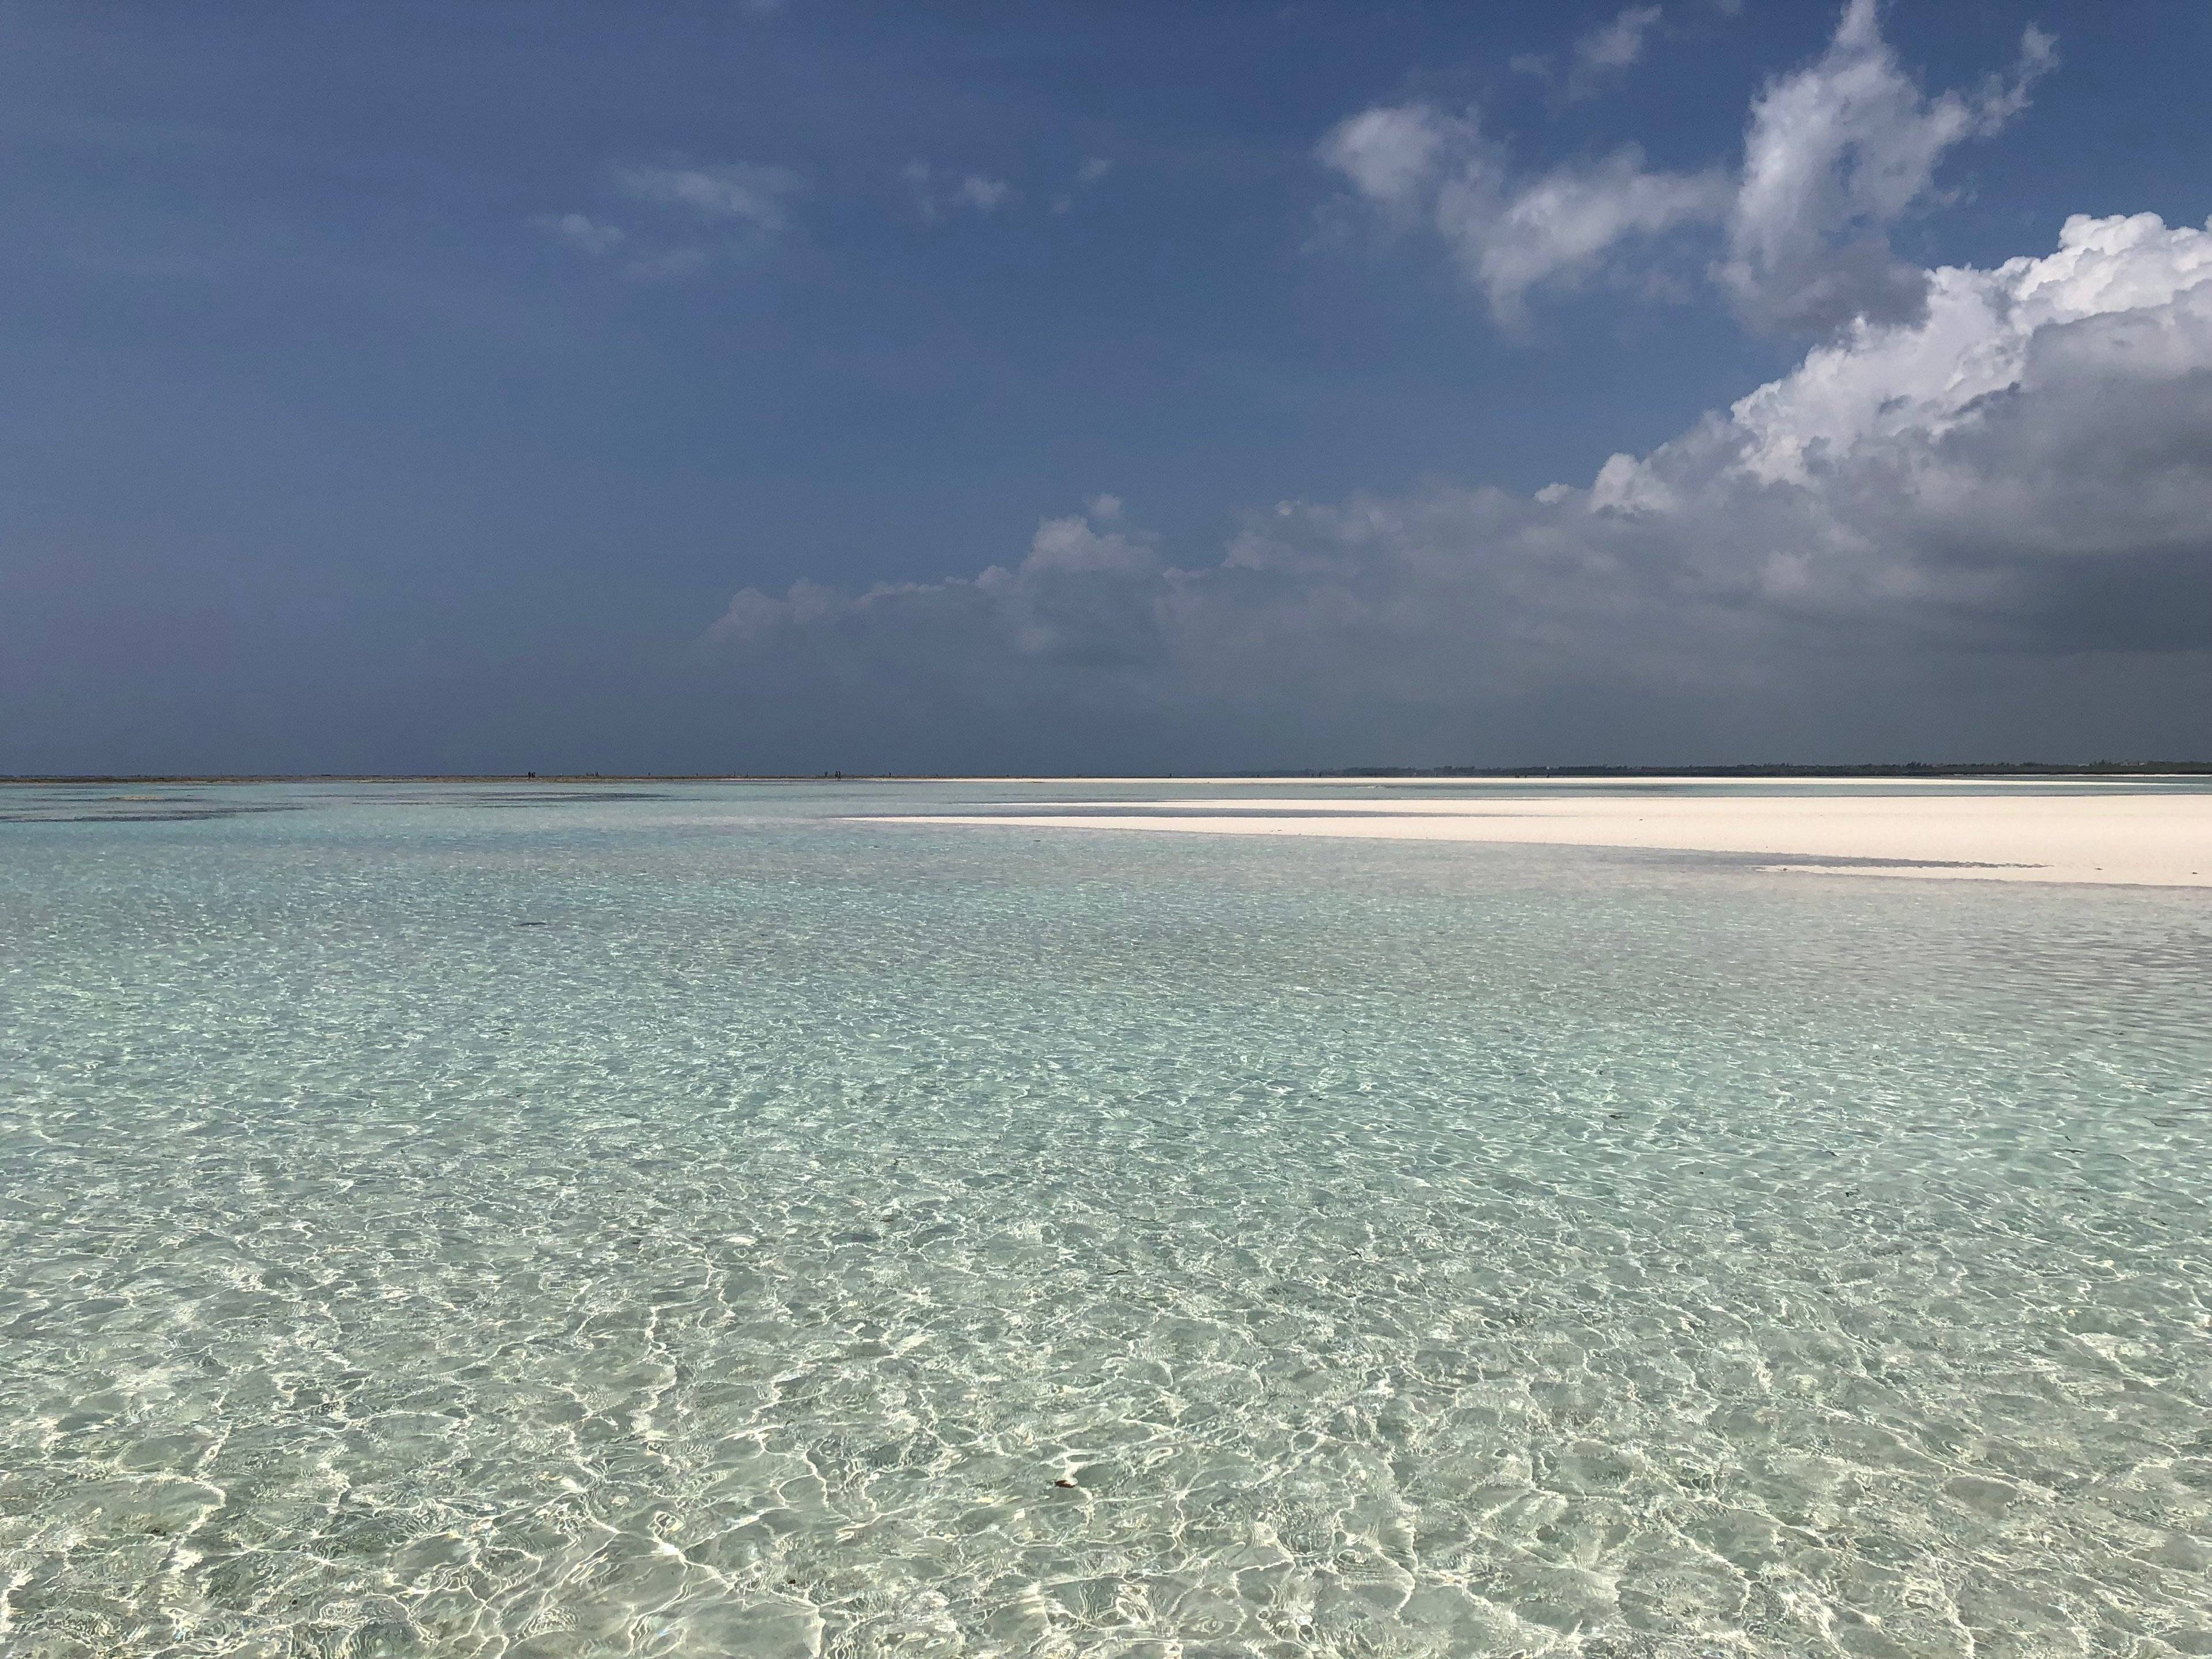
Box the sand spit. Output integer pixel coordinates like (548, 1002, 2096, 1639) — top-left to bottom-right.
(863, 790, 2212, 888)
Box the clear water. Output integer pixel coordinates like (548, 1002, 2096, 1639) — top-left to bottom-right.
(3, 781, 2208, 1659)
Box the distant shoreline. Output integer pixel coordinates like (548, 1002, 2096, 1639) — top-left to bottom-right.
(5, 763, 2212, 786)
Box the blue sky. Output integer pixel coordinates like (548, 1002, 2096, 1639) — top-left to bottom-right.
(3, 0, 2209, 772)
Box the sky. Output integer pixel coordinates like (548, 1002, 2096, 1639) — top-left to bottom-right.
(2, 0, 2209, 774)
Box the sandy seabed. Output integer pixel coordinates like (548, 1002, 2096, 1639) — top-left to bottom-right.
(869, 786, 2212, 888)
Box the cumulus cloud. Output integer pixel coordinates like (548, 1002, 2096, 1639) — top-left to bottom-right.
(714, 498, 1166, 667)
(1320, 103, 1728, 321)
(704, 215, 2212, 762)
(1441, 147, 1731, 323)
(1718, 0, 2057, 329)
(959, 175, 1012, 211)
(1324, 0, 2055, 332)
(904, 162, 1016, 221)
(538, 160, 804, 279)
(613, 161, 806, 232)
(1569, 5, 1664, 100)
(1319, 104, 1469, 218)
(534, 212, 626, 255)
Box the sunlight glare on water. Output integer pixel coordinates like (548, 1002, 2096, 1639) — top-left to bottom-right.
(2, 781, 2209, 1658)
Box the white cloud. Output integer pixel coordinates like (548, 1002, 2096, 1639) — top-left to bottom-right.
(1021, 507, 1158, 575)
(1718, 0, 2056, 329)
(713, 498, 1166, 667)
(705, 215, 2212, 760)
(1569, 5, 1664, 100)
(1323, 1, 2056, 333)
(1440, 146, 1731, 323)
(614, 161, 805, 232)
(903, 162, 1017, 221)
(535, 212, 626, 255)
(1318, 103, 1469, 217)
(960, 175, 1012, 211)
(1731, 211, 2212, 482)
(1320, 103, 1727, 321)
(537, 161, 804, 281)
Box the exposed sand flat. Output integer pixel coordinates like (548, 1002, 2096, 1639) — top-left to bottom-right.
(865, 790, 2212, 888)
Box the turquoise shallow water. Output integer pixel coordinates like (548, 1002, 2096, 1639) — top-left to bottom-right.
(2, 781, 2209, 1658)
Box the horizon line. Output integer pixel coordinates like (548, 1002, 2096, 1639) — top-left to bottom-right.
(7, 761, 2212, 787)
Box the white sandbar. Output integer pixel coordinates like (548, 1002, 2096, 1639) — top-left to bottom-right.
(864, 789, 2212, 888)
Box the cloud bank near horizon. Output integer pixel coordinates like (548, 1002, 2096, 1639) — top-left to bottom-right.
(705, 209, 2212, 767)
(681, 6, 2206, 771)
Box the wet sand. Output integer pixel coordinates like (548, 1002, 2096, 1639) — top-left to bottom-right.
(868, 789, 2212, 888)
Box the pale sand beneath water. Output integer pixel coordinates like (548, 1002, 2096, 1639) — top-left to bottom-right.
(867, 791, 2212, 888)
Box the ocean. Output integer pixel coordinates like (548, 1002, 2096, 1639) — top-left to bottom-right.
(4, 780, 2208, 1657)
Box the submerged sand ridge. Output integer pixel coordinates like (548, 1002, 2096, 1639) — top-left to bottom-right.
(865, 787, 2212, 888)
